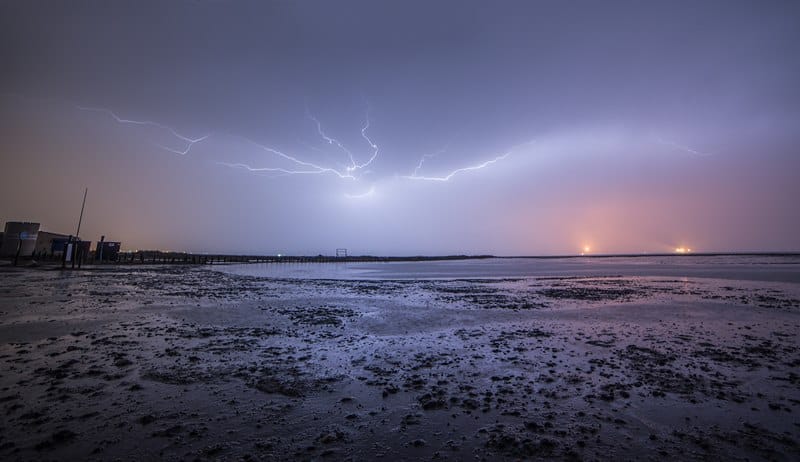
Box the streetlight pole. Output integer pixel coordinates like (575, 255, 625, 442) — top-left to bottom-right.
(76, 187, 87, 238)
(72, 188, 87, 269)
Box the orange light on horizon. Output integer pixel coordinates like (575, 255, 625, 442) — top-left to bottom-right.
(674, 247, 692, 254)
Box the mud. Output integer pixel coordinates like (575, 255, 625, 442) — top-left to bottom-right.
(0, 265, 798, 460)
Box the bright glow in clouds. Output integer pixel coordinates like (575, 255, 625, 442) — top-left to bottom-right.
(25, 97, 732, 202)
(2, 93, 798, 255)
(343, 185, 376, 199)
(45, 98, 735, 201)
(26, 96, 727, 203)
(2, 1, 798, 255)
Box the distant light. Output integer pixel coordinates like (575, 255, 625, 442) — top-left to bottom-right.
(277, 253, 282, 258)
(674, 247, 692, 254)
(583, 246, 591, 253)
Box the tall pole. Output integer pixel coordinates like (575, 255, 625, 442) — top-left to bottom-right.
(75, 187, 88, 238)
(71, 187, 88, 270)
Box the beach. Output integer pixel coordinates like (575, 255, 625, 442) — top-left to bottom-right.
(1, 257, 799, 460)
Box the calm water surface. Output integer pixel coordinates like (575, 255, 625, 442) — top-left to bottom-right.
(215, 255, 800, 283)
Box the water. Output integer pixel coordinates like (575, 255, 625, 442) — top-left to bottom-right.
(214, 255, 800, 283)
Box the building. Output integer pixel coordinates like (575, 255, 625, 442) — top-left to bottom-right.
(95, 240, 122, 261)
(0, 222, 40, 257)
(35, 231, 71, 256)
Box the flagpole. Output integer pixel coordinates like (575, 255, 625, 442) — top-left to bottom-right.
(75, 187, 87, 238)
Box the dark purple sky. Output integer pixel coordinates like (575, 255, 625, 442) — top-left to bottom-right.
(1, 1, 799, 255)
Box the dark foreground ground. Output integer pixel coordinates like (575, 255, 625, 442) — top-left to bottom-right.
(0, 265, 798, 461)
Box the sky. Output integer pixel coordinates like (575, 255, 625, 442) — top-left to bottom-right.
(1, 0, 799, 255)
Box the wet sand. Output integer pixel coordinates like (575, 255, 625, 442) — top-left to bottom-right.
(1, 264, 799, 460)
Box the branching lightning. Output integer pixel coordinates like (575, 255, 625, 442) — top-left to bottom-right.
(303, 103, 380, 173)
(356, 105, 379, 170)
(305, 108, 358, 169)
(74, 101, 370, 183)
(76, 105, 210, 155)
(404, 151, 513, 182)
(233, 136, 357, 180)
(216, 162, 329, 176)
(153, 135, 210, 155)
(13, 93, 522, 195)
(221, 103, 385, 188)
(412, 144, 449, 177)
(242, 101, 511, 187)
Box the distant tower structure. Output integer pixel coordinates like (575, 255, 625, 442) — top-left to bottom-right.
(335, 248, 348, 258)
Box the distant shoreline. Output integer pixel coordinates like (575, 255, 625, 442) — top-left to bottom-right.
(2, 251, 799, 270)
(500, 252, 800, 259)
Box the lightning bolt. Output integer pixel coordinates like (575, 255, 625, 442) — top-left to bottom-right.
(76, 105, 210, 155)
(404, 151, 513, 182)
(304, 102, 380, 174)
(305, 108, 358, 170)
(227, 136, 357, 179)
(13, 94, 524, 190)
(412, 144, 449, 176)
(153, 135, 210, 155)
(654, 136, 713, 157)
(75, 100, 381, 182)
(222, 107, 381, 198)
(355, 104, 380, 170)
(297, 139, 351, 170)
(216, 162, 330, 176)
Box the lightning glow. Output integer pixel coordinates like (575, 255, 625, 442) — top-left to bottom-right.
(344, 185, 376, 199)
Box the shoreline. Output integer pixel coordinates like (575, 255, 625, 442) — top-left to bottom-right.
(3, 251, 800, 269)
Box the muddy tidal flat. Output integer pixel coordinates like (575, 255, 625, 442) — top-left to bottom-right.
(1, 257, 799, 461)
